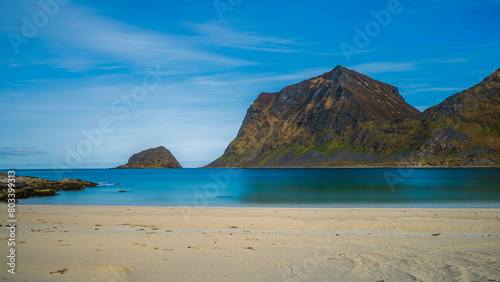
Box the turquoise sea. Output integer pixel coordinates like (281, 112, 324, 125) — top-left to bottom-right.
(6, 168, 500, 207)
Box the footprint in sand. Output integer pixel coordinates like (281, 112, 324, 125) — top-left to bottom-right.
(58, 244, 71, 247)
(163, 249, 174, 252)
(93, 249, 102, 252)
(133, 243, 147, 247)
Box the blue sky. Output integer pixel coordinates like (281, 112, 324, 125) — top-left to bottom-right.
(1, 0, 499, 168)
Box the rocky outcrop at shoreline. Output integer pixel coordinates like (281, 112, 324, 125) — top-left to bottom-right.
(0, 171, 97, 202)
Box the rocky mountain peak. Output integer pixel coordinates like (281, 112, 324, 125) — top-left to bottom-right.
(482, 68, 500, 84)
(206, 66, 500, 168)
(207, 66, 423, 168)
(422, 68, 500, 118)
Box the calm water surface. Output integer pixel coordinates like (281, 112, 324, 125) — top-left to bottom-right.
(6, 168, 500, 207)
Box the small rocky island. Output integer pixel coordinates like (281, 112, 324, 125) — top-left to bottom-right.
(115, 146, 183, 169)
(0, 171, 97, 202)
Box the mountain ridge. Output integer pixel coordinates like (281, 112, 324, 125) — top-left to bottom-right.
(206, 66, 500, 168)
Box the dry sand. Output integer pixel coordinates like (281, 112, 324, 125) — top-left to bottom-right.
(1, 205, 499, 281)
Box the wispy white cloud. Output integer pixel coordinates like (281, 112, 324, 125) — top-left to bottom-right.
(245, 68, 334, 84)
(22, 5, 319, 74)
(189, 23, 304, 53)
(187, 67, 333, 89)
(402, 87, 465, 96)
(348, 57, 470, 75)
(424, 58, 470, 63)
(0, 147, 47, 157)
(401, 84, 429, 89)
(409, 87, 463, 93)
(4, 3, 319, 75)
(348, 62, 419, 74)
(34, 6, 257, 73)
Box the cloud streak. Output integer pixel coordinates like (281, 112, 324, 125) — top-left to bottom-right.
(189, 23, 303, 53)
(408, 87, 464, 93)
(30, 6, 260, 73)
(22, 5, 311, 75)
(349, 57, 470, 75)
(348, 62, 419, 74)
(0, 147, 47, 157)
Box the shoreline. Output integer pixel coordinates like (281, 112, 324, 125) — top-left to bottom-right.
(12, 202, 500, 208)
(1, 205, 499, 281)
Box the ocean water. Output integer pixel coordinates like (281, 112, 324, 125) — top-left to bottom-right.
(6, 168, 500, 207)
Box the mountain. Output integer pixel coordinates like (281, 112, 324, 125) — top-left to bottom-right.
(115, 146, 182, 169)
(206, 66, 500, 168)
(399, 67, 500, 166)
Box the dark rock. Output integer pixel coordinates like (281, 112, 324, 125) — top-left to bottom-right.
(115, 146, 182, 169)
(456, 147, 494, 158)
(433, 127, 471, 143)
(460, 158, 494, 167)
(0, 171, 97, 201)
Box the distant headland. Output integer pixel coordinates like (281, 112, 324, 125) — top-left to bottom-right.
(205, 66, 500, 168)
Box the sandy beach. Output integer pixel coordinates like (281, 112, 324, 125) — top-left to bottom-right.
(1, 205, 499, 281)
